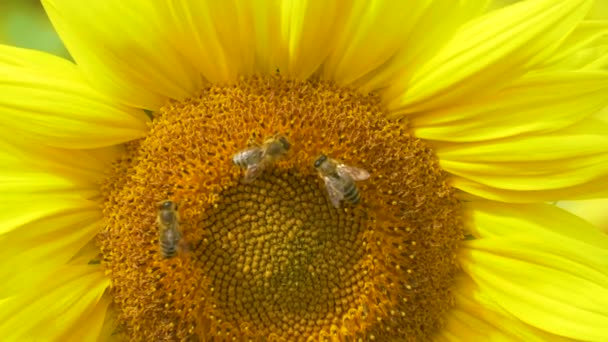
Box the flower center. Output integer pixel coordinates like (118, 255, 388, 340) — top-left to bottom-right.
(100, 75, 464, 341)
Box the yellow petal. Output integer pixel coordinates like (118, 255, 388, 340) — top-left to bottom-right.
(68, 241, 116, 339)
(0, 171, 99, 200)
(1, 140, 121, 194)
(466, 199, 608, 242)
(585, 47, 608, 71)
(597, 105, 608, 121)
(360, 0, 490, 93)
(558, 199, 608, 233)
(387, 0, 592, 116)
(251, 0, 347, 78)
(42, 0, 202, 110)
(321, 1, 431, 85)
(69, 237, 103, 266)
(461, 201, 608, 341)
(165, 1, 255, 83)
(540, 21, 608, 71)
(0, 143, 120, 204)
(486, 0, 519, 12)
(589, 1, 608, 20)
(436, 118, 608, 199)
(98, 303, 121, 342)
(3, 137, 122, 170)
(413, 71, 608, 142)
(0, 265, 110, 341)
(438, 275, 573, 342)
(67, 290, 113, 341)
(453, 174, 608, 203)
(441, 154, 608, 191)
(0, 196, 97, 235)
(0, 203, 100, 298)
(0, 45, 148, 148)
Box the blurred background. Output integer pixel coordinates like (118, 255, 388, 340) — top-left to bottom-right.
(0, 0, 69, 58)
(1, 0, 606, 232)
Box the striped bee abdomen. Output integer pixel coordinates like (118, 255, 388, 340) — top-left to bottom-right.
(160, 227, 180, 259)
(343, 181, 361, 204)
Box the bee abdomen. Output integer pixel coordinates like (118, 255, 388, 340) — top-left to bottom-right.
(344, 182, 361, 204)
(160, 229, 179, 259)
(160, 241, 177, 259)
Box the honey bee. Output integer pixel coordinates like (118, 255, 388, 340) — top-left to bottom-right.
(232, 134, 291, 183)
(157, 200, 184, 259)
(314, 154, 370, 208)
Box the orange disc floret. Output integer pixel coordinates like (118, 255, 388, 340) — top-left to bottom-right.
(99, 75, 463, 341)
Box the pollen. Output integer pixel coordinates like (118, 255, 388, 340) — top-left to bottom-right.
(99, 75, 464, 341)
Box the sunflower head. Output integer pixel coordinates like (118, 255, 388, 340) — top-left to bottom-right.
(99, 75, 464, 340)
(3, 1, 608, 342)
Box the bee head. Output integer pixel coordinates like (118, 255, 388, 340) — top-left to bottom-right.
(278, 136, 291, 150)
(159, 200, 177, 211)
(313, 154, 327, 169)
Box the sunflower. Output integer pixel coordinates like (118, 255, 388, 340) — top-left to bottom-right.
(559, 198, 608, 233)
(1, 0, 608, 341)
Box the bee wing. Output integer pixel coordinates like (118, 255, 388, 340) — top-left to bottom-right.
(337, 164, 370, 181)
(242, 161, 266, 183)
(233, 147, 263, 168)
(177, 238, 192, 254)
(323, 177, 344, 208)
(174, 223, 183, 241)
